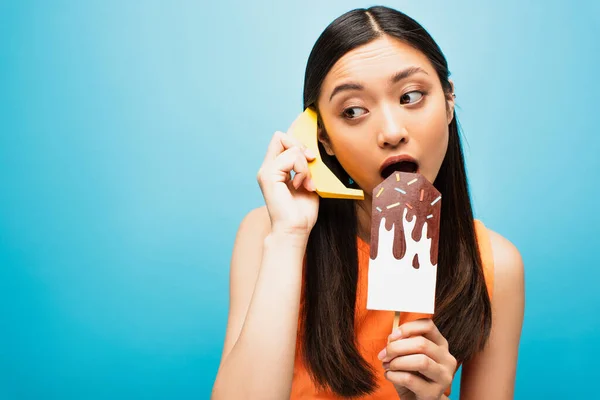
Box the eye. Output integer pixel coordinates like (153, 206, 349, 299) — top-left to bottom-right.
(341, 106, 367, 119)
(400, 90, 425, 105)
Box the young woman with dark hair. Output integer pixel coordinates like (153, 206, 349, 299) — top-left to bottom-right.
(212, 6, 524, 400)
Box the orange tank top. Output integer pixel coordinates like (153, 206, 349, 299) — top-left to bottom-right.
(290, 219, 495, 399)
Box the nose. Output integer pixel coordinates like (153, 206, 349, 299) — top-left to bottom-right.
(376, 106, 409, 148)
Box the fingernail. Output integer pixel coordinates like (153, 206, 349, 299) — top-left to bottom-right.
(389, 328, 403, 340)
(377, 348, 386, 360)
(308, 179, 316, 191)
(305, 148, 316, 159)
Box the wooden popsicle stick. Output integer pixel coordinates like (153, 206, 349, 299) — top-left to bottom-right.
(387, 311, 401, 344)
(393, 311, 400, 331)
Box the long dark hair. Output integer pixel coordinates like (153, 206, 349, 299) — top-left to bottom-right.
(299, 6, 492, 397)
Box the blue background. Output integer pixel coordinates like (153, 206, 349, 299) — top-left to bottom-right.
(1, 1, 599, 398)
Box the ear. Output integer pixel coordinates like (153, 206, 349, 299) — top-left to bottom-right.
(446, 79, 456, 124)
(317, 121, 335, 156)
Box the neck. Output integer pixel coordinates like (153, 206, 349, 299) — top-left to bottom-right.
(356, 195, 373, 244)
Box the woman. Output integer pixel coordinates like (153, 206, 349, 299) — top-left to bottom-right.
(212, 6, 524, 400)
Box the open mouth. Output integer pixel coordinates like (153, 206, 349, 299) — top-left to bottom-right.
(380, 161, 418, 179)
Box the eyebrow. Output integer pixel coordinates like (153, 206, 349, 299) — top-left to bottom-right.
(328, 66, 429, 102)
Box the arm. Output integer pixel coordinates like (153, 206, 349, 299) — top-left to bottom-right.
(459, 229, 525, 399)
(211, 206, 308, 399)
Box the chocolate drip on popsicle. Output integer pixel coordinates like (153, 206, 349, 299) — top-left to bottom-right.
(370, 172, 441, 265)
(412, 254, 420, 269)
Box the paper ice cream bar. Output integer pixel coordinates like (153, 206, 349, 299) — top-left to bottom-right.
(366, 172, 442, 314)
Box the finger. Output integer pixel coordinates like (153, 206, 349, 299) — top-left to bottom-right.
(390, 318, 448, 349)
(278, 131, 315, 159)
(381, 335, 443, 363)
(298, 156, 316, 192)
(303, 175, 316, 192)
(287, 138, 316, 162)
(264, 131, 315, 162)
(291, 152, 310, 189)
(271, 147, 307, 184)
(385, 354, 449, 384)
(383, 371, 433, 397)
(263, 131, 282, 162)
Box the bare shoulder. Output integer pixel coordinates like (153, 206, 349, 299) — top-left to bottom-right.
(486, 228, 525, 293)
(459, 227, 524, 398)
(237, 205, 271, 239)
(231, 205, 272, 279)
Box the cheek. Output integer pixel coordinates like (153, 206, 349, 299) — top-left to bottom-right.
(328, 131, 375, 181)
(422, 120, 449, 181)
(334, 140, 370, 173)
(427, 121, 449, 154)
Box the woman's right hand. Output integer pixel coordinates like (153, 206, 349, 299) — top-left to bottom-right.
(257, 131, 320, 237)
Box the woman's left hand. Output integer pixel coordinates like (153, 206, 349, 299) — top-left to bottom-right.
(378, 318, 457, 400)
